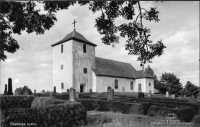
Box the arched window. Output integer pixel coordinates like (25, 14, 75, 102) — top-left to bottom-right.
(115, 79, 118, 89)
(130, 81, 133, 90)
(138, 83, 142, 92)
(149, 83, 151, 87)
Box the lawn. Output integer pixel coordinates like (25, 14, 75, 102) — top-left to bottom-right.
(83, 111, 193, 127)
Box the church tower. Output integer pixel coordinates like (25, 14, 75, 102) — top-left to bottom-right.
(51, 30, 97, 93)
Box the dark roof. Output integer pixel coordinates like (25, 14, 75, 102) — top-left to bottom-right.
(93, 57, 154, 79)
(135, 70, 154, 79)
(51, 31, 97, 47)
(93, 57, 136, 79)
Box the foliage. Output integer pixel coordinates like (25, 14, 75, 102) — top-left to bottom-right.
(148, 105, 196, 122)
(41, 90, 45, 93)
(145, 65, 160, 90)
(14, 87, 23, 95)
(22, 86, 32, 95)
(80, 99, 144, 115)
(157, 73, 183, 96)
(31, 97, 66, 108)
(192, 115, 200, 127)
(1, 103, 87, 127)
(1, 1, 166, 65)
(0, 95, 36, 110)
(183, 81, 199, 98)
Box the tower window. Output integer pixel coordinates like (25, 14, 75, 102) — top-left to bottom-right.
(149, 83, 151, 87)
(61, 44, 63, 53)
(115, 79, 118, 89)
(83, 44, 86, 53)
(83, 68, 87, 74)
(61, 65, 63, 70)
(61, 83, 64, 89)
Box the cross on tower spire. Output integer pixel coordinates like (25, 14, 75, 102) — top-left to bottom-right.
(72, 19, 77, 31)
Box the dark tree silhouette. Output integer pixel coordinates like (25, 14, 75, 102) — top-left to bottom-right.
(0, 1, 166, 65)
(158, 73, 183, 96)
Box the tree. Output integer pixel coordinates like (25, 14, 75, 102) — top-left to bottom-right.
(15, 87, 23, 95)
(183, 81, 199, 98)
(41, 90, 45, 93)
(22, 86, 32, 95)
(157, 73, 183, 96)
(1, 1, 166, 65)
(145, 65, 159, 90)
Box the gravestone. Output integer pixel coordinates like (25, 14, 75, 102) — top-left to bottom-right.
(4, 84, 7, 95)
(69, 88, 76, 102)
(89, 89, 92, 93)
(76, 92, 79, 100)
(67, 89, 69, 93)
(136, 92, 144, 99)
(166, 91, 169, 97)
(34, 89, 36, 93)
(122, 87, 125, 94)
(53, 86, 56, 93)
(171, 94, 175, 99)
(107, 89, 114, 100)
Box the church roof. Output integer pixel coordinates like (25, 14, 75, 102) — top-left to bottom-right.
(93, 57, 154, 79)
(51, 31, 97, 47)
(135, 70, 155, 79)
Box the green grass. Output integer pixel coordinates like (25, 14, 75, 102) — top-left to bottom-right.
(82, 111, 193, 127)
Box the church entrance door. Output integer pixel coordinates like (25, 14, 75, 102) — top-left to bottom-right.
(80, 84, 85, 93)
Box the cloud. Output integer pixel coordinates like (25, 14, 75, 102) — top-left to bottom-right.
(13, 79, 20, 83)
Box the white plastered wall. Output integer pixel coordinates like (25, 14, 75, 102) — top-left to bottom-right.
(53, 40, 73, 93)
(96, 76, 135, 93)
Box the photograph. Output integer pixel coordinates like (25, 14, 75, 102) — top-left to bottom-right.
(0, 1, 199, 127)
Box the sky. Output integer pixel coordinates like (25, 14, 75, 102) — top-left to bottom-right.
(0, 1, 199, 93)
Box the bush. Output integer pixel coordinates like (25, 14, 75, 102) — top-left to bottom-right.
(1, 102, 87, 127)
(51, 92, 69, 100)
(147, 105, 195, 122)
(192, 115, 200, 127)
(31, 97, 67, 108)
(1, 108, 38, 126)
(80, 99, 144, 114)
(32, 93, 50, 97)
(0, 95, 36, 110)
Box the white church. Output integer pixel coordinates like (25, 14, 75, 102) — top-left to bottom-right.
(51, 30, 154, 94)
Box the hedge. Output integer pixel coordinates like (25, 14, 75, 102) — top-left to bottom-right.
(1, 102, 87, 127)
(31, 97, 67, 108)
(148, 105, 196, 122)
(80, 99, 144, 115)
(0, 95, 36, 110)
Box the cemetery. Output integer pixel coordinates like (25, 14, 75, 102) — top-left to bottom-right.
(1, 78, 200, 127)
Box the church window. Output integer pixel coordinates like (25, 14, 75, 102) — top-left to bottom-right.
(83, 68, 87, 74)
(138, 83, 142, 92)
(130, 81, 133, 90)
(115, 79, 118, 89)
(61, 44, 63, 53)
(61, 83, 64, 89)
(61, 65, 63, 70)
(83, 44, 86, 53)
(149, 83, 151, 87)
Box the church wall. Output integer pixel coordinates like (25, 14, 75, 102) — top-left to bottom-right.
(72, 40, 95, 92)
(96, 76, 135, 93)
(92, 71, 97, 92)
(135, 78, 146, 93)
(53, 40, 73, 93)
(145, 78, 154, 94)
